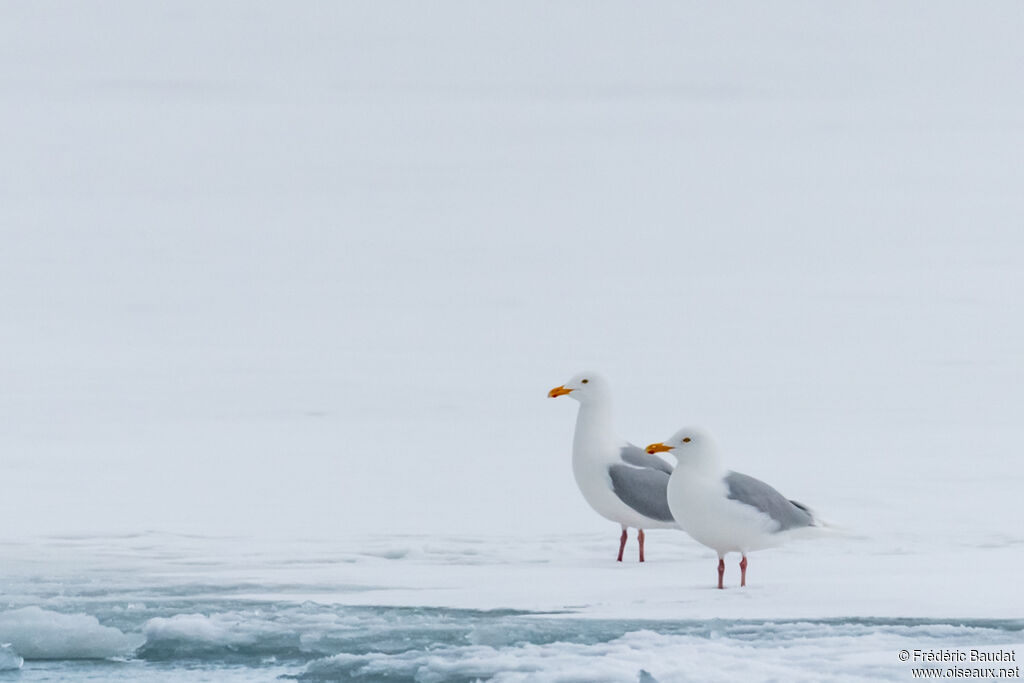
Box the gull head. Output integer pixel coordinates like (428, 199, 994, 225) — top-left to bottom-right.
(547, 371, 611, 405)
(646, 428, 718, 466)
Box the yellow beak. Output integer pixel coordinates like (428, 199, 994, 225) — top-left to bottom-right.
(548, 385, 573, 398)
(645, 442, 674, 455)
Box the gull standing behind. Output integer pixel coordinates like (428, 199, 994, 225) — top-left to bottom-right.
(548, 372, 676, 562)
(647, 428, 828, 587)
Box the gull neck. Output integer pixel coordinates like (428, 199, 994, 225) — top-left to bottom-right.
(573, 396, 616, 450)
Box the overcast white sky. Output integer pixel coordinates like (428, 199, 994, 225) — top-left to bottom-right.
(1, 2, 1021, 540)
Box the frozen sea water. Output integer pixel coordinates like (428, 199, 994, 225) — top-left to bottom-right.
(2, 604, 1021, 682)
(1, 534, 1020, 682)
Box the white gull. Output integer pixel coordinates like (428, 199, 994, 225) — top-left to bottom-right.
(647, 428, 828, 588)
(549, 372, 677, 562)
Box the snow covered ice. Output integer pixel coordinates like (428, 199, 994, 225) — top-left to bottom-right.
(2, 0, 1024, 680)
(0, 607, 143, 659)
(0, 644, 23, 672)
(0, 534, 1022, 682)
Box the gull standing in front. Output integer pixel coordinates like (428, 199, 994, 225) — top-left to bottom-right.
(646, 428, 828, 588)
(548, 372, 676, 562)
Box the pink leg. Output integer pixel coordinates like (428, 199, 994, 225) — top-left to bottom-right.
(717, 557, 725, 589)
(638, 529, 645, 563)
(617, 528, 628, 562)
(740, 555, 748, 587)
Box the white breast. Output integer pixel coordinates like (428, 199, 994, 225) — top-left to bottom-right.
(667, 469, 781, 554)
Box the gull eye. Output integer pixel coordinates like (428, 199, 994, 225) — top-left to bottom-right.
(682, 437, 691, 443)
(581, 379, 589, 384)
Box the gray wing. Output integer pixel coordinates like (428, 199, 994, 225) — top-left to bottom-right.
(608, 464, 674, 523)
(619, 444, 674, 475)
(725, 471, 814, 531)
